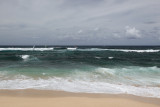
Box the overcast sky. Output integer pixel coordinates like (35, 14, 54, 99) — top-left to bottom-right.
(0, 0, 160, 45)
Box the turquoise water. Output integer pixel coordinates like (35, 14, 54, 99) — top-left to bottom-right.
(0, 46, 160, 98)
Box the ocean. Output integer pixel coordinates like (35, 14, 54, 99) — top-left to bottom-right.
(0, 46, 160, 98)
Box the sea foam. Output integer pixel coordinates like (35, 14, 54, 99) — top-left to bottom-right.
(0, 66, 160, 98)
(0, 76, 160, 98)
(21, 55, 30, 60)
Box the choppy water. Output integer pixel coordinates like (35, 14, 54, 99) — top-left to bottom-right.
(0, 46, 160, 98)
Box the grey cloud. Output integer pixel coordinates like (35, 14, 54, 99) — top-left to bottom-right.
(144, 21, 156, 24)
(62, 0, 104, 7)
(0, 0, 160, 45)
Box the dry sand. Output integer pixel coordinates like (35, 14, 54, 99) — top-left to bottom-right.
(0, 89, 160, 107)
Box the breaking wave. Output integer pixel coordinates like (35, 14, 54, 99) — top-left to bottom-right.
(0, 47, 159, 53)
(0, 48, 54, 51)
(0, 66, 160, 98)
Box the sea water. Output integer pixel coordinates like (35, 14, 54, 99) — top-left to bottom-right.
(0, 46, 160, 98)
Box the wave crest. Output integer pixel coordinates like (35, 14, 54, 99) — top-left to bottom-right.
(0, 48, 54, 51)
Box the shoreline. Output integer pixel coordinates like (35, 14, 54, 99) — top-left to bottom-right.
(0, 89, 160, 107)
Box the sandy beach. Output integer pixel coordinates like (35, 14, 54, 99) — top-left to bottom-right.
(0, 89, 159, 107)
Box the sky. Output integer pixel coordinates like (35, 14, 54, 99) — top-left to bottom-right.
(0, 0, 160, 45)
